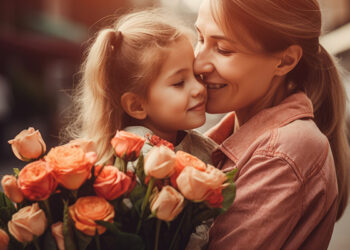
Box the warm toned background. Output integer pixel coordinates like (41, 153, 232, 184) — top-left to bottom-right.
(0, 0, 349, 249)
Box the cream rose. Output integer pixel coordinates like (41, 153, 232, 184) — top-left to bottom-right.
(8, 127, 46, 161)
(69, 196, 115, 236)
(8, 203, 47, 243)
(1, 175, 24, 203)
(144, 145, 176, 179)
(150, 186, 184, 221)
(51, 222, 65, 250)
(176, 165, 227, 201)
(45, 145, 97, 190)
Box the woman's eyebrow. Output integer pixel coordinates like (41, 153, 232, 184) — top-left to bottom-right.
(194, 24, 236, 44)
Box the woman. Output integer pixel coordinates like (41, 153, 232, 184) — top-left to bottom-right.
(194, 0, 350, 249)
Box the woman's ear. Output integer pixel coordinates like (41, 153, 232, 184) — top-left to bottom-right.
(275, 45, 303, 76)
(121, 92, 147, 120)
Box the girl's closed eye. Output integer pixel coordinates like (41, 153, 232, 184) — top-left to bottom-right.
(172, 80, 185, 87)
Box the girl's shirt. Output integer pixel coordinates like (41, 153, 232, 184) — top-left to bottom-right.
(207, 92, 338, 250)
(124, 126, 217, 165)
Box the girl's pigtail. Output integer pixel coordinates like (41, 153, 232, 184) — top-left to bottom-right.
(80, 29, 124, 164)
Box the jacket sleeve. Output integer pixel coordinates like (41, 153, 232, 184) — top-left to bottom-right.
(208, 154, 303, 250)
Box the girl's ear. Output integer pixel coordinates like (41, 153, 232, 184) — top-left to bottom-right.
(275, 45, 303, 76)
(121, 92, 147, 120)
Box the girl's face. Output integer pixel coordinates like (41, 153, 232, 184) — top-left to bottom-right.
(194, 0, 282, 122)
(142, 37, 207, 141)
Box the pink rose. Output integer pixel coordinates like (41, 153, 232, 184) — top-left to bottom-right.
(18, 160, 57, 201)
(144, 145, 176, 179)
(111, 131, 145, 161)
(93, 165, 131, 200)
(1, 175, 24, 203)
(51, 222, 65, 250)
(8, 203, 47, 243)
(176, 165, 227, 201)
(0, 228, 9, 250)
(8, 127, 46, 161)
(45, 145, 97, 190)
(150, 185, 184, 221)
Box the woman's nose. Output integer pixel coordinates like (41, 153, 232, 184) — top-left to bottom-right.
(194, 46, 214, 75)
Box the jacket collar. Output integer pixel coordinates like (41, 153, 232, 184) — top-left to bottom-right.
(219, 92, 314, 164)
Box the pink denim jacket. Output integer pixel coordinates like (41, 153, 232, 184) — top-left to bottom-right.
(207, 92, 338, 250)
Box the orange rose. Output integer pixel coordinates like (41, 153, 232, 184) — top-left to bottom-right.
(170, 151, 206, 188)
(69, 196, 115, 236)
(176, 165, 227, 201)
(64, 138, 97, 154)
(1, 175, 24, 203)
(144, 145, 176, 179)
(8, 203, 47, 243)
(8, 127, 46, 161)
(93, 165, 131, 200)
(45, 145, 97, 190)
(150, 185, 184, 221)
(0, 228, 9, 250)
(51, 222, 65, 250)
(18, 160, 57, 201)
(111, 131, 145, 161)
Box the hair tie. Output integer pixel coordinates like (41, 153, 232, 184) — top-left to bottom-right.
(111, 30, 122, 52)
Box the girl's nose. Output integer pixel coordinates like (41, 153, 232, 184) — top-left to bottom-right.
(194, 46, 214, 76)
(191, 77, 206, 98)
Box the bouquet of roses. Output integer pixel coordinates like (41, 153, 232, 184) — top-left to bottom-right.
(0, 127, 236, 250)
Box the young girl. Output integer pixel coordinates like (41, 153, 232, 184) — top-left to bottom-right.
(64, 9, 217, 166)
(194, 0, 350, 249)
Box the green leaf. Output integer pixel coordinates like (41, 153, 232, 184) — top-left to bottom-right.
(225, 168, 238, 182)
(114, 156, 126, 172)
(135, 154, 145, 184)
(221, 181, 236, 212)
(13, 168, 20, 178)
(74, 227, 92, 250)
(42, 228, 58, 250)
(95, 221, 145, 250)
(129, 185, 147, 215)
(63, 200, 77, 250)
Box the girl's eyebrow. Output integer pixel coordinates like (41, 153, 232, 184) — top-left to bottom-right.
(167, 68, 188, 79)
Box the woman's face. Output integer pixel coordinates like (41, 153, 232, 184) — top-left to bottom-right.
(194, 0, 283, 120)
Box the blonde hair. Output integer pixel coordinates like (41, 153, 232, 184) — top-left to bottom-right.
(62, 9, 193, 164)
(211, 0, 349, 219)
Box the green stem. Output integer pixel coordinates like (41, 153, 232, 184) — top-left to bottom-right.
(169, 209, 187, 250)
(114, 156, 127, 173)
(95, 232, 101, 250)
(43, 199, 52, 225)
(154, 220, 161, 250)
(136, 177, 155, 234)
(33, 237, 41, 250)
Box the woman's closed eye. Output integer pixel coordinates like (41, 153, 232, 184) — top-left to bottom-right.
(216, 46, 235, 55)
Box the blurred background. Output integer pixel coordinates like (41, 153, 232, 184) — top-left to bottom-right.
(0, 0, 349, 248)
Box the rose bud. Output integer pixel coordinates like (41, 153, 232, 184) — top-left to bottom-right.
(45, 145, 97, 190)
(170, 151, 206, 188)
(176, 165, 227, 201)
(93, 165, 131, 200)
(150, 185, 184, 221)
(8, 203, 47, 243)
(1, 175, 24, 203)
(69, 196, 114, 236)
(111, 131, 145, 161)
(144, 145, 176, 179)
(51, 222, 65, 250)
(0, 228, 9, 250)
(205, 188, 224, 208)
(18, 160, 57, 201)
(64, 138, 97, 154)
(8, 127, 46, 161)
